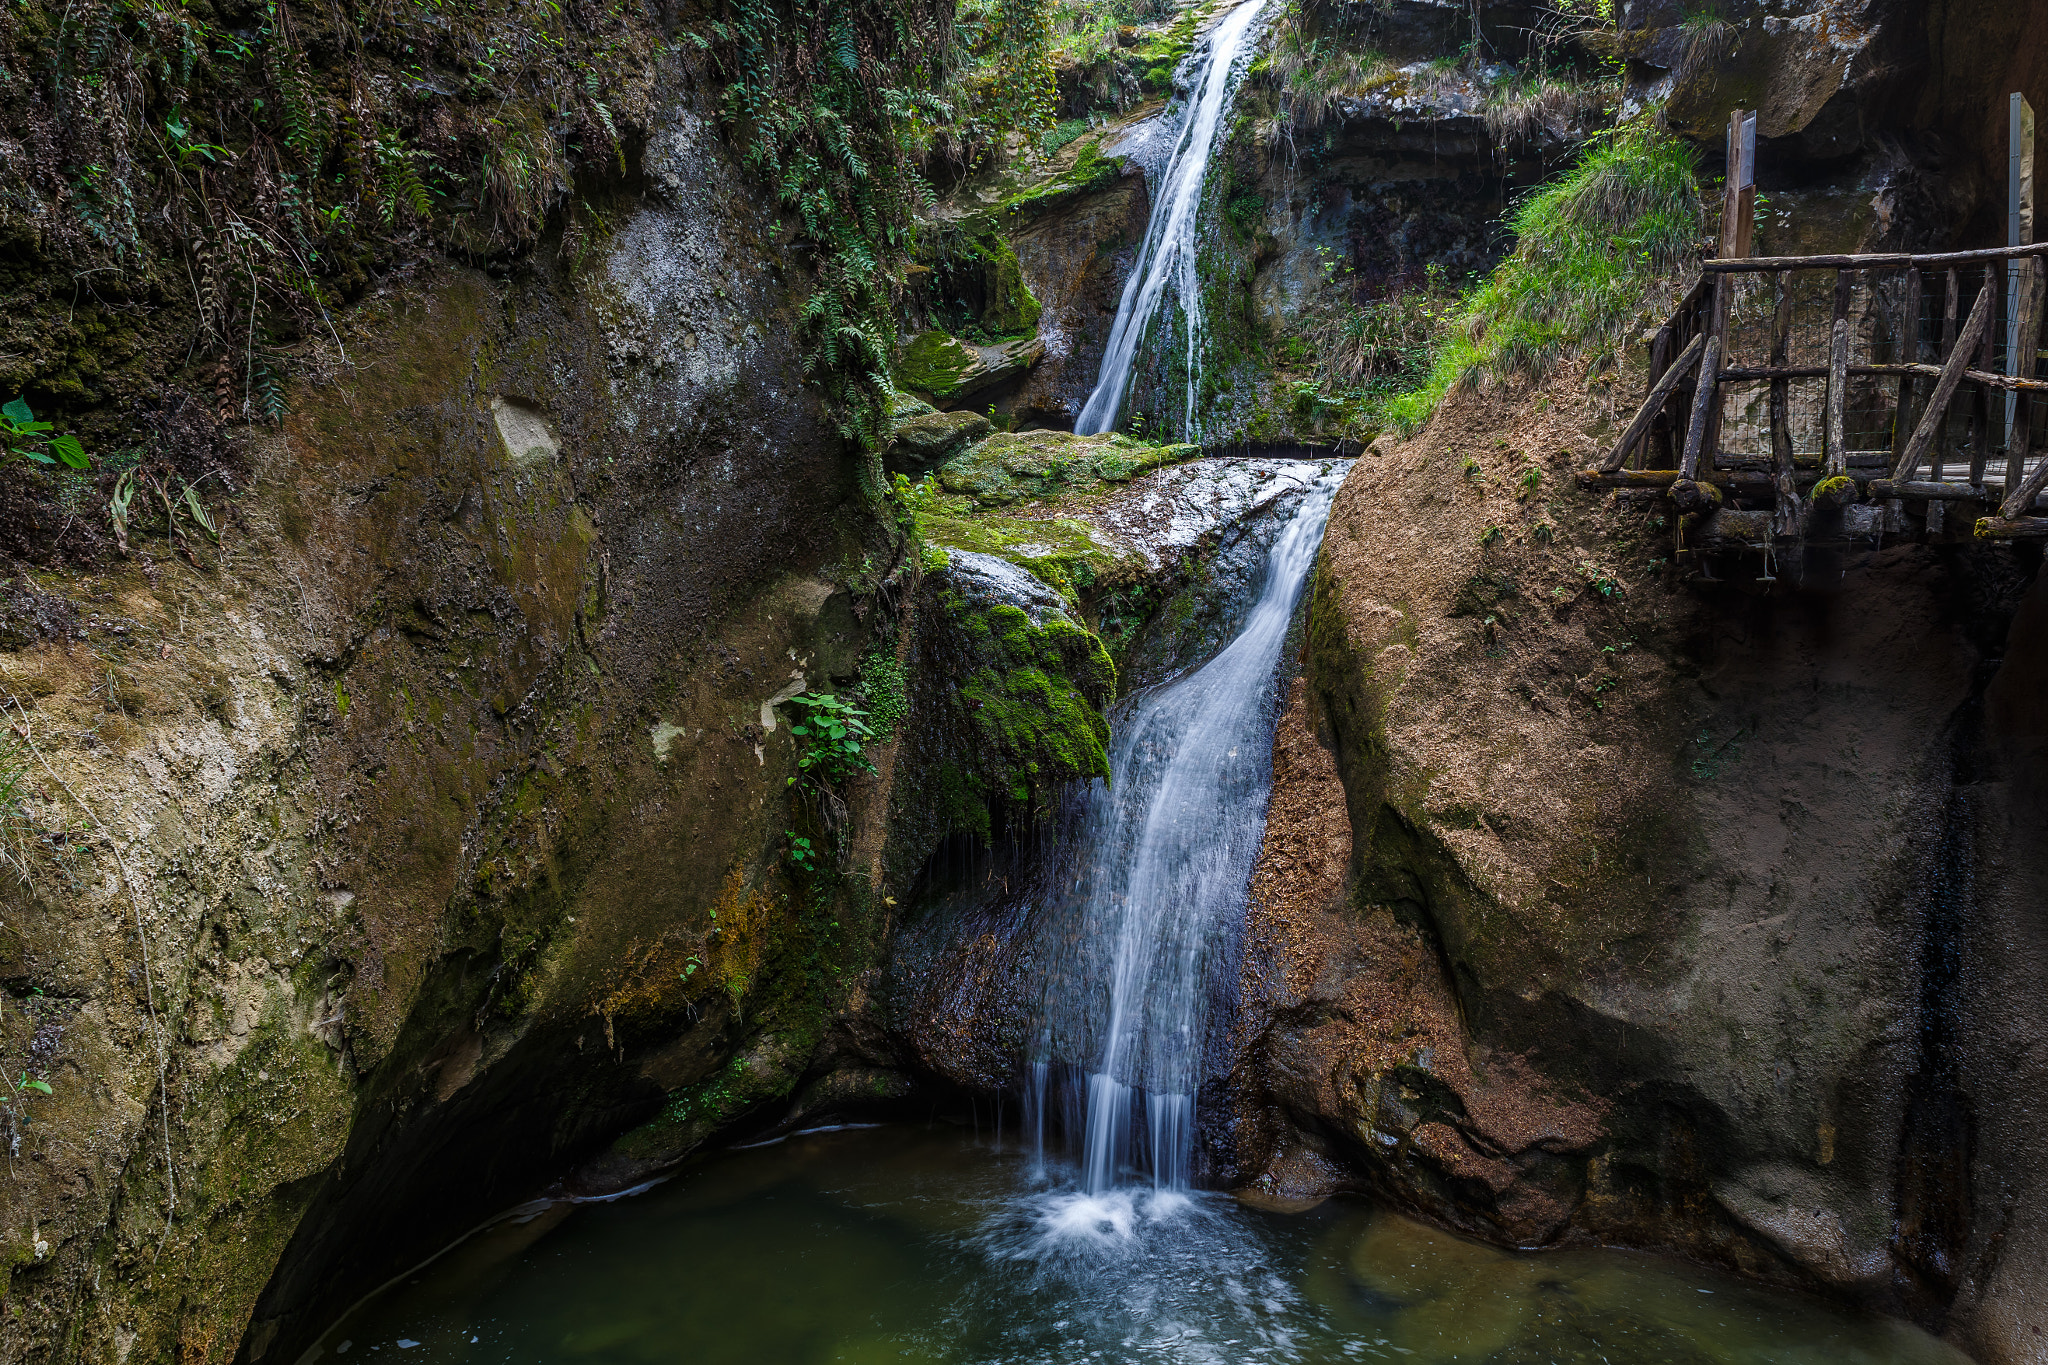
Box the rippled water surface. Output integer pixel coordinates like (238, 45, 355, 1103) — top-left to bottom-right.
(319, 1126, 1970, 1365)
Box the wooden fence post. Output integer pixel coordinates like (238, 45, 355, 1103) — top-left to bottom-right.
(1704, 109, 1756, 467)
(2006, 93, 2037, 499)
(1892, 268, 1922, 470)
(1770, 270, 1794, 472)
(1934, 268, 1960, 479)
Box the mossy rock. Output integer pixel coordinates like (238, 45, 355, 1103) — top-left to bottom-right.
(887, 409, 993, 475)
(975, 236, 1042, 336)
(888, 389, 938, 422)
(1001, 141, 1127, 220)
(936, 431, 1198, 507)
(920, 506, 1136, 607)
(1810, 474, 1859, 509)
(943, 590, 1118, 809)
(920, 226, 1044, 340)
(897, 332, 979, 400)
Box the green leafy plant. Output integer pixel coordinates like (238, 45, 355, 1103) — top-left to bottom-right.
(785, 692, 877, 788)
(1580, 564, 1622, 597)
(164, 112, 230, 167)
(2, 1069, 52, 1142)
(786, 833, 818, 873)
(0, 400, 87, 470)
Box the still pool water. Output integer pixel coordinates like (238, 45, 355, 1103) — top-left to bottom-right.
(315, 1124, 1971, 1365)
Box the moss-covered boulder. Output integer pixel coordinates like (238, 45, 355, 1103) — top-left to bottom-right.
(887, 408, 994, 475)
(910, 556, 1118, 841)
(896, 331, 1047, 404)
(937, 430, 1198, 506)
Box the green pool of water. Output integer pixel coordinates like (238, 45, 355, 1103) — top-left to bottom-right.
(314, 1125, 1969, 1365)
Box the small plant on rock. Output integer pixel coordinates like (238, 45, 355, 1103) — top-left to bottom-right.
(785, 693, 877, 788)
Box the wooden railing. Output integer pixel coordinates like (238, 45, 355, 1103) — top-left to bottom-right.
(1581, 240, 2048, 542)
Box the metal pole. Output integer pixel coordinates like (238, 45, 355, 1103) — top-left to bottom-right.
(2005, 93, 2034, 449)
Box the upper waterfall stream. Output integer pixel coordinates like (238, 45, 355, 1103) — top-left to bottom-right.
(1074, 0, 1272, 436)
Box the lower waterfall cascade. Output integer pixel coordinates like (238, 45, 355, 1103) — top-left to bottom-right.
(1023, 466, 1344, 1198)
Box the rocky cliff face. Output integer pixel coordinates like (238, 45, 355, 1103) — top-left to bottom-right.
(0, 63, 926, 1365)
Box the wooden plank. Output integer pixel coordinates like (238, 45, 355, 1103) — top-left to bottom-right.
(1581, 469, 1803, 492)
(1872, 480, 1999, 500)
(1716, 362, 2048, 392)
(1826, 269, 1853, 474)
(1646, 325, 1674, 469)
(1681, 334, 1721, 481)
(1892, 277, 1997, 482)
(2000, 448, 2048, 516)
(1972, 515, 2048, 538)
(1601, 333, 1707, 472)
(1702, 240, 2048, 273)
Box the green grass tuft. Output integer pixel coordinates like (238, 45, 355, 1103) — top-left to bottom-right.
(1383, 122, 1702, 434)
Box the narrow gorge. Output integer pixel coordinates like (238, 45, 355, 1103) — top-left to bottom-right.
(0, 0, 2044, 1362)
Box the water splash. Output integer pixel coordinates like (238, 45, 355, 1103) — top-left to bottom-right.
(1032, 467, 1344, 1194)
(1074, 0, 1273, 437)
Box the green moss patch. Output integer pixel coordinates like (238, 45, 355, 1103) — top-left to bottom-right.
(937, 430, 1198, 507)
(897, 331, 979, 399)
(1001, 140, 1127, 219)
(945, 594, 1117, 810)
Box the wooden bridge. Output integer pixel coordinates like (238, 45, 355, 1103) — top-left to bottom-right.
(1580, 103, 2048, 554)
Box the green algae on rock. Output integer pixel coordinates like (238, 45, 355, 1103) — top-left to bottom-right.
(936, 430, 1198, 506)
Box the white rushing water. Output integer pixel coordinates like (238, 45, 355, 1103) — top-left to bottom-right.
(1074, 0, 1273, 437)
(1029, 468, 1344, 1205)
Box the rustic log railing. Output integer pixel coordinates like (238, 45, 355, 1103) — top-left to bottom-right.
(1581, 241, 2048, 542)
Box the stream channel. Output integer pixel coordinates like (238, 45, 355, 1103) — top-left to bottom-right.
(313, 1125, 1968, 1365)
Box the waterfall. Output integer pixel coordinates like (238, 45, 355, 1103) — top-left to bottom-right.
(1074, 0, 1273, 438)
(1032, 468, 1343, 1197)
